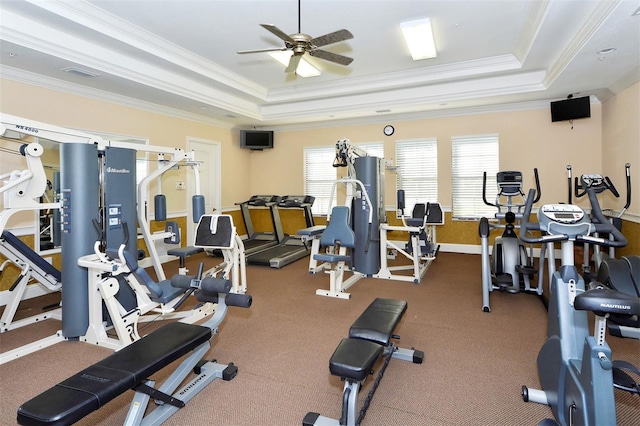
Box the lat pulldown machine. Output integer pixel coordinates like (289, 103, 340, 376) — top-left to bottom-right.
(303, 139, 443, 299)
(0, 113, 207, 355)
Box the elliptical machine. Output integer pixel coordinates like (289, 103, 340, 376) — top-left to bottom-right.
(571, 163, 632, 279)
(520, 186, 640, 425)
(479, 169, 542, 312)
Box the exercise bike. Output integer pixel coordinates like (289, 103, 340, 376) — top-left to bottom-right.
(519, 186, 640, 425)
(479, 169, 542, 312)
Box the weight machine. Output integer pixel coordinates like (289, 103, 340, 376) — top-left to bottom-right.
(0, 139, 65, 364)
(307, 139, 443, 299)
(0, 113, 208, 358)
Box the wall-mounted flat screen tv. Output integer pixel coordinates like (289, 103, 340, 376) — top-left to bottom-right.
(550, 96, 591, 122)
(240, 130, 274, 150)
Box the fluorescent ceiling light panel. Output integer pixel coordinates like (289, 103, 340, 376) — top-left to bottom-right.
(268, 51, 320, 77)
(401, 18, 437, 60)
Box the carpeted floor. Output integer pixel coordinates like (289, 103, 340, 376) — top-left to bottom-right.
(0, 252, 638, 425)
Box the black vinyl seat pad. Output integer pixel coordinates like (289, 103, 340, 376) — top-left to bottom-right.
(17, 322, 211, 426)
(349, 298, 407, 346)
(329, 338, 383, 382)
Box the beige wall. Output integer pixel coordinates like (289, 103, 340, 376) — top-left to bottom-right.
(256, 105, 603, 211)
(602, 80, 640, 217)
(2, 77, 638, 234)
(0, 78, 251, 218)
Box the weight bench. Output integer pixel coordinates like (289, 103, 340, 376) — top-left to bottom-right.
(17, 278, 252, 426)
(304, 298, 424, 426)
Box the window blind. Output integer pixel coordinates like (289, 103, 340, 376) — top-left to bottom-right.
(451, 134, 499, 219)
(304, 146, 337, 215)
(395, 138, 438, 215)
(355, 142, 384, 159)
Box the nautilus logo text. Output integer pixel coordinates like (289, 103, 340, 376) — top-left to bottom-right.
(106, 167, 130, 174)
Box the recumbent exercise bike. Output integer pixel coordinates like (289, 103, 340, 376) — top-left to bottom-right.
(519, 186, 639, 425)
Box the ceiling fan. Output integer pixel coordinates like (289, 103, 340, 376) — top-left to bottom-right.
(237, 0, 354, 74)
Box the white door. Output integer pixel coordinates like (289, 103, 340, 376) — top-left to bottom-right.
(187, 138, 221, 245)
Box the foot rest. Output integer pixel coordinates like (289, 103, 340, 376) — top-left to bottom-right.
(494, 273, 513, 285)
(349, 298, 407, 346)
(515, 265, 536, 276)
(152, 279, 186, 304)
(613, 360, 640, 394)
(329, 338, 383, 382)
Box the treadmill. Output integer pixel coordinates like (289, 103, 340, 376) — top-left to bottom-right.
(236, 195, 283, 255)
(246, 195, 315, 268)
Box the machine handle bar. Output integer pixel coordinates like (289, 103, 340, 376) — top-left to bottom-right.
(586, 188, 627, 248)
(531, 168, 541, 203)
(481, 171, 496, 207)
(622, 163, 631, 214)
(519, 188, 545, 244)
(518, 188, 627, 248)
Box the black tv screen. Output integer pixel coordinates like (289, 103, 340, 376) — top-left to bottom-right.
(550, 96, 591, 122)
(240, 130, 273, 150)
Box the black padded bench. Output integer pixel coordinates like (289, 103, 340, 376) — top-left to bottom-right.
(18, 283, 251, 426)
(18, 322, 212, 425)
(304, 298, 424, 426)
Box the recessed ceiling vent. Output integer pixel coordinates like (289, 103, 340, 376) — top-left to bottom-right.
(62, 67, 99, 78)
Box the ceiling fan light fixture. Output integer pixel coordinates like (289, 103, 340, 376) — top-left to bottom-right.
(268, 51, 320, 77)
(401, 18, 437, 60)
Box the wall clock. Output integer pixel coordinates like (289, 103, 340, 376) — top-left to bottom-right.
(383, 125, 394, 136)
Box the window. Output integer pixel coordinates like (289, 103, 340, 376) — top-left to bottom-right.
(451, 134, 499, 219)
(395, 138, 438, 215)
(355, 142, 384, 159)
(304, 146, 337, 215)
(304, 142, 384, 216)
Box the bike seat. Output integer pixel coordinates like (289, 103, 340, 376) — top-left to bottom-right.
(574, 287, 640, 317)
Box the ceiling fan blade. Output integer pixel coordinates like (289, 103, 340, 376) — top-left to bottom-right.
(237, 47, 288, 54)
(310, 29, 353, 48)
(285, 54, 302, 73)
(309, 49, 353, 66)
(260, 23, 296, 44)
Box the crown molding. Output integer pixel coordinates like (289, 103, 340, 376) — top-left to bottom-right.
(0, 65, 235, 129)
(268, 54, 523, 102)
(514, 0, 551, 64)
(23, 0, 269, 99)
(544, 0, 620, 87)
(261, 70, 547, 121)
(1, 9, 263, 119)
